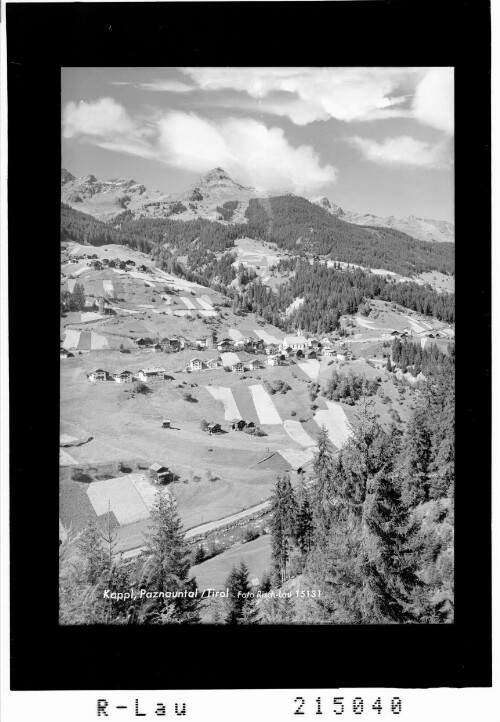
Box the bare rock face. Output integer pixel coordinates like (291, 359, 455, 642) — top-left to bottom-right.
(61, 168, 76, 185)
(309, 195, 345, 217)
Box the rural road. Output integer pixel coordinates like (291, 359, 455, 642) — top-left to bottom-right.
(119, 499, 272, 560)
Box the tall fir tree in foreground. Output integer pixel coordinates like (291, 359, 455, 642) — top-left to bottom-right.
(306, 402, 424, 623)
(311, 427, 337, 541)
(295, 476, 314, 557)
(224, 561, 258, 624)
(140, 490, 200, 623)
(270, 474, 298, 584)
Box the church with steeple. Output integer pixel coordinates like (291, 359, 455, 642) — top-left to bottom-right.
(280, 325, 309, 352)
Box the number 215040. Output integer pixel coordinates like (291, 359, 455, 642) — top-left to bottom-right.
(294, 696, 402, 716)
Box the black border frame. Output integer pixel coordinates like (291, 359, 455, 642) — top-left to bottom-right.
(7, 1, 491, 691)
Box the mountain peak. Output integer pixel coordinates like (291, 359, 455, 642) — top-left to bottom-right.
(61, 168, 75, 184)
(310, 195, 345, 217)
(196, 167, 252, 192)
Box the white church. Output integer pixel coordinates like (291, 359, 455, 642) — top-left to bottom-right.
(280, 327, 310, 352)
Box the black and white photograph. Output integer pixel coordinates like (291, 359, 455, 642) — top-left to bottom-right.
(59, 66, 455, 626)
(4, 1, 494, 715)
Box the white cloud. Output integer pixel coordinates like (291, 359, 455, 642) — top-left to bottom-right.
(138, 79, 194, 93)
(412, 67, 454, 135)
(157, 112, 337, 191)
(180, 67, 413, 125)
(62, 99, 336, 192)
(109, 80, 194, 93)
(347, 135, 451, 169)
(62, 97, 136, 138)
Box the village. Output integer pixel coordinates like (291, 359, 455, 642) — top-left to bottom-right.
(59, 240, 454, 591)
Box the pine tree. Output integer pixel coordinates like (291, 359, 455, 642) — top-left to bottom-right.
(225, 561, 258, 624)
(77, 518, 105, 585)
(70, 282, 86, 311)
(270, 474, 298, 584)
(261, 593, 296, 624)
(140, 490, 201, 623)
(295, 477, 314, 557)
(401, 405, 433, 506)
(311, 427, 337, 539)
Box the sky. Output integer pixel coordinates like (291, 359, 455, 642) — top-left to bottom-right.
(62, 67, 454, 222)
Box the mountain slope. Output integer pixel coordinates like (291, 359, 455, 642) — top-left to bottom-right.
(310, 195, 454, 244)
(61, 167, 260, 223)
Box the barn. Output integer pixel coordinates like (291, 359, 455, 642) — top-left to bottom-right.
(149, 463, 173, 484)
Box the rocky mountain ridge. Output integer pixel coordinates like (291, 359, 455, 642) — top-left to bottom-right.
(309, 195, 454, 244)
(61, 167, 454, 243)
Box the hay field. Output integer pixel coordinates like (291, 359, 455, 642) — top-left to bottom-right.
(60, 449, 78, 466)
(279, 447, 316, 469)
(283, 420, 317, 447)
(228, 328, 245, 342)
(205, 386, 242, 420)
(314, 401, 353, 449)
(86, 475, 149, 525)
(253, 329, 281, 345)
(297, 359, 320, 380)
(197, 298, 214, 311)
(189, 535, 272, 591)
(249, 385, 282, 425)
(220, 352, 241, 366)
(180, 296, 197, 310)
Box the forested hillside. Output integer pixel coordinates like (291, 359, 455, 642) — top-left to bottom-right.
(234, 260, 455, 332)
(244, 196, 455, 277)
(62, 195, 455, 280)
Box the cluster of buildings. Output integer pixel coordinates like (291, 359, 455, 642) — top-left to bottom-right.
(64, 253, 149, 273)
(87, 367, 167, 383)
(187, 357, 263, 373)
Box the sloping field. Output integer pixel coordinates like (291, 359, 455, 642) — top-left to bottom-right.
(80, 312, 105, 323)
(189, 535, 272, 591)
(60, 449, 78, 466)
(249, 385, 282, 425)
(201, 294, 214, 306)
(180, 296, 197, 310)
(403, 315, 426, 334)
(77, 331, 92, 350)
(129, 473, 167, 511)
(283, 420, 317, 447)
(60, 481, 97, 532)
(205, 386, 242, 421)
(197, 298, 214, 311)
(62, 329, 81, 349)
(199, 310, 217, 317)
(314, 401, 353, 449)
(228, 328, 245, 342)
(279, 447, 316, 469)
(254, 329, 281, 345)
(60, 433, 78, 445)
(231, 386, 260, 423)
(220, 352, 241, 366)
(70, 266, 91, 276)
(297, 359, 320, 380)
(87, 475, 149, 525)
(91, 332, 109, 349)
